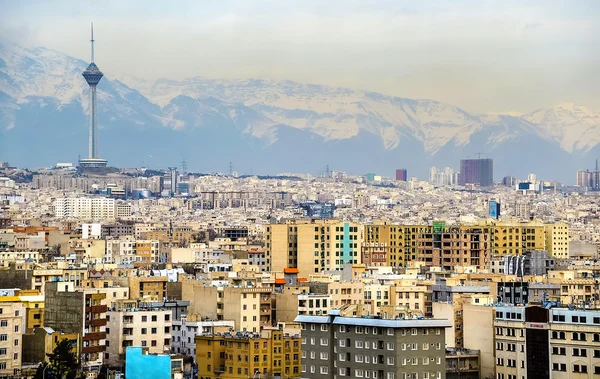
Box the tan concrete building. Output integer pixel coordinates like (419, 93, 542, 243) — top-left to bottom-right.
(105, 301, 172, 366)
(182, 281, 273, 332)
(0, 298, 25, 378)
(129, 276, 168, 301)
(327, 281, 364, 308)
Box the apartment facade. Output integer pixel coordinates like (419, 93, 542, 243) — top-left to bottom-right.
(0, 298, 24, 378)
(195, 329, 302, 379)
(43, 282, 107, 370)
(493, 305, 600, 379)
(296, 311, 449, 379)
(105, 304, 172, 366)
(266, 220, 362, 277)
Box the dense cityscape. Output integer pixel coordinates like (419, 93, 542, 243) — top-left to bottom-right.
(1, 2, 600, 379)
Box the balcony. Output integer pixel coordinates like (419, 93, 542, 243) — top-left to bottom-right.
(82, 345, 106, 354)
(85, 318, 107, 328)
(83, 332, 107, 341)
(86, 305, 108, 314)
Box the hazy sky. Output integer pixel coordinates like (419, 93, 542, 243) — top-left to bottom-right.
(1, 0, 599, 113)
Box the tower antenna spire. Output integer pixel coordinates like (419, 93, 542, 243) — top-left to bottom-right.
(90, 22, 95, 63)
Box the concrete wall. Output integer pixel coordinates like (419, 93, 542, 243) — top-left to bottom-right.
(463, 304, 495, 378)
(43, 282, 83, 335)
(433, 302, 456, 347)
(0, 263, 32, 290)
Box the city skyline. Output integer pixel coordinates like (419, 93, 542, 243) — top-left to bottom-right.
(1, 1, 599, 114)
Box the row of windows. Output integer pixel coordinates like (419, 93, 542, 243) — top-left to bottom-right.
(552, 314, 600, 324)
(552, 363, 598, 374)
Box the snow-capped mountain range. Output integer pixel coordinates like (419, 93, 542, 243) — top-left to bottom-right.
(1, 43, 598, 182)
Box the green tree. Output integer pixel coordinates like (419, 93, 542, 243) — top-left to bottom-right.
(35, 339, 80, 379)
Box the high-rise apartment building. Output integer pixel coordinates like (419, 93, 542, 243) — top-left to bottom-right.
(545, 222, 569, 259)
(417, 225, 492, 270)
(53, 197, 131, 220)
(492, 221, 546, 256)
(296, 311, 449, 379)
(458, 158, 493, 186)
(395, 169, 408, 181)
(363, 222, 421, 268)
(265, 220, 361, 277)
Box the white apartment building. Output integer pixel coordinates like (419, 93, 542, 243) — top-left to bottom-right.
(105, 238, 160, 265)
(53, 198, 132, 220)
(171, 316, 234, 357)
(105, 308, 172, 366)
(82, 223, 102, 239)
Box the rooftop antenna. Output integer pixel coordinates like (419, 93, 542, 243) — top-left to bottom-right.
(181, 159, 188, 174)
(90, 22, 95, 63)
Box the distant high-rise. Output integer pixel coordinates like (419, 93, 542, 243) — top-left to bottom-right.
(459, 158, 493, 186)
(395, 168, 407, 181)
(79, 23, 107, 169)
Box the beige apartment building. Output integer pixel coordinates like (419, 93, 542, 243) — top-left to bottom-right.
(0, 299, 25, 378)
(105, 301, 172, 366)
(128, 276, 169, 301)
(327, 281, 364, 308)
(182, 281, 273, 332)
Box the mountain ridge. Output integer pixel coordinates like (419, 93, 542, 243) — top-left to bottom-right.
(0, 42, 598, 182)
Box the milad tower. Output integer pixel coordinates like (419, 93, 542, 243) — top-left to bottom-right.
(79, 23, 108, 168)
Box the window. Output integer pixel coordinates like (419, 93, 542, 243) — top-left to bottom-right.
(151, 315, 157, 322)
(321, 325, 328, 332)
(320, 338, 328, 346)
(573, 364, 588, 373)
(142, 316, 147, 322)
(320, 352, 328, 360)
(355, 369, 364, 377)
(387, 357, 394, 365)
(320, 367, 328, 374)
(141, 328, 147, 334)
(0, 349, 5, 355)
(387, 342, 394, 350)
(0, 321, 6, 327)
(573, 348, 587, 357)
(151, 328, 157, 334)
(0, 335, 7, 341)
(387, 328, 394, 336)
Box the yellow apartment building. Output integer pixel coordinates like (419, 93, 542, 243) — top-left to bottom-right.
(492, 221, 546, 256)
(265, 220, 361, 278)
(546, 222, 570, 258)
(363, 222, 422, 267)
(196, 328, 301, 379)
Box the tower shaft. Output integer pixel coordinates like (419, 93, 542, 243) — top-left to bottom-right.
(89, 85, 98, 158)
